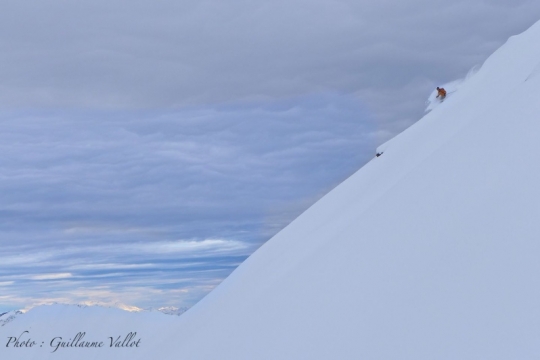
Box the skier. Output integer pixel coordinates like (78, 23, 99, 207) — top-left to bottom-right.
(436, 87, 447, 100)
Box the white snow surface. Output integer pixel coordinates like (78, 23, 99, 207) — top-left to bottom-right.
(4, 19, 540, 360)
(0, 305, 177, 359)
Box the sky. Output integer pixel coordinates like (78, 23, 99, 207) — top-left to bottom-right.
(1, 0, 540, 312)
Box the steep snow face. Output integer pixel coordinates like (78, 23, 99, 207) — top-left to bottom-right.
(4, 20, 540, 360)
(144, 19, 540, 360)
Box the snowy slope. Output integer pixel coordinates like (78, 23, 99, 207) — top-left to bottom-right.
(4, 19, 540, 360)
(0, 305, 177, 359)
(144, 20, 540, 359)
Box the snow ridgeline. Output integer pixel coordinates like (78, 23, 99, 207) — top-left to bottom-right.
(4, 18, 540, 360)
(0, 303, 188, 327)
(0, 311, 24, 327)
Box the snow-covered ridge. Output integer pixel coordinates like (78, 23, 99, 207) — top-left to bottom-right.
(0, 311, 24, 327)
(155, 306, 188, 316)
(0, 303, 188, 329)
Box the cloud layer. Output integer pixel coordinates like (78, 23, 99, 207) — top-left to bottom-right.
(1, 1, 540, 119)
(0, 94, 376, 310)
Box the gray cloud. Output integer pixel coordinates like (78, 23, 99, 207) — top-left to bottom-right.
(1, 1, 540, 118)
(0, 93, 376, 310)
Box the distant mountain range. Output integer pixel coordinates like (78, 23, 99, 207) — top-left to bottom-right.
(0, 304, 188, 327)
(0, 310, 24, 327)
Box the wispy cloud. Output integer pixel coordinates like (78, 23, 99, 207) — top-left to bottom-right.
(30, 273, 72, 280)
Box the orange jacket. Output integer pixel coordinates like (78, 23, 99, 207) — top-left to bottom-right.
(437, 88, 447, 97)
